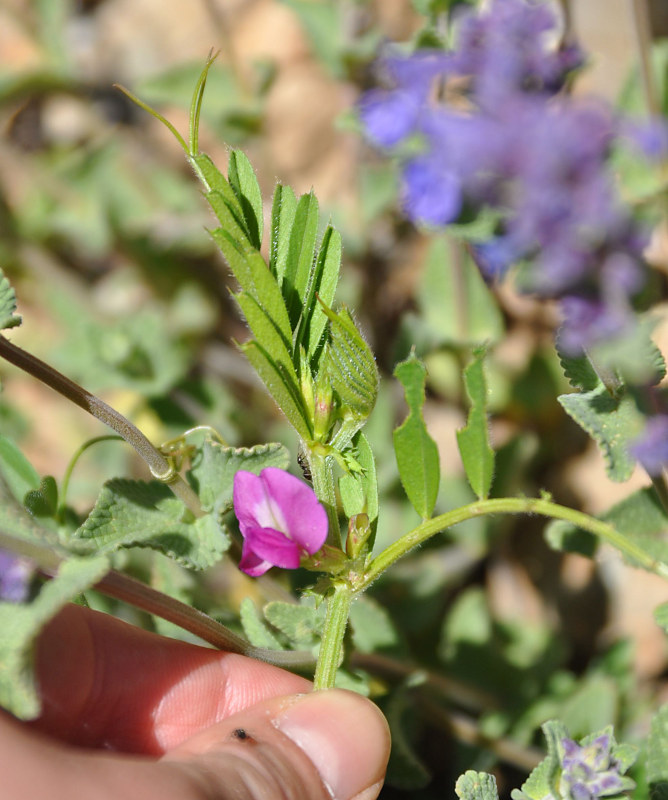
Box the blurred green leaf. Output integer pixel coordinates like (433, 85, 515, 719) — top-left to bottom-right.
(0, 269, 21, 331)
(647, 704, 668, 800)
(548, 487, 668, 569)
(0, 435, 40, 505)
(0, 554, 109, 720)
(417, 234, 503, 346)
(456, 349, 494, 500)
(240, 597, 286, 650)
(263, 599, 325, 647)
(393, 354, 440, 519)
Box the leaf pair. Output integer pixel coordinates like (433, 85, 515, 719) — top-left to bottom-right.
(393, 349, 494, 520)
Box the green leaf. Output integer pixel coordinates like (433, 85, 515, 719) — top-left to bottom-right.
(240, 597, 287, 650)
(70, 480, 229, 569)
(0, 269, 21, 330)
(295, 225, 342, 362)
(270, 183, 298, 282)
(241, 340, 312, 440)
(0, 435, 40, 504)
(228, 149, 264, 250)
(0, 555, 109, 720)
(283, 192, 319, 329)
(647, 704, 668, 799)
(511, 719, 568, 800)
(456, 349, 495, 500)
(263, 599, 326, 647)
(338, 432, 379, 534)
(349, 595, 402, 655)
(321, 304, 379, 422)
(558, 386, 645, 482)
(236, 290, 297, 382)
(455, 772, 499, 800)
(187, 439, 289, 513)
(546, 487, 668, 569)
(24, 476, 59, 519)
(393, 354, 440, 519)
(417, 234, 503, 346)
(192, 153, 244, 220)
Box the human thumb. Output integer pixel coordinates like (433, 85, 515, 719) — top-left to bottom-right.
(162, 689, 391, 800)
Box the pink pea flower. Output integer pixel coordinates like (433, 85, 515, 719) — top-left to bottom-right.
(233, 467, 329, 577)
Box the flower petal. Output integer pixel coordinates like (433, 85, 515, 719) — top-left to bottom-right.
(259, 468, 329, 555)
(233, 470, 287, 535)
(244, 525, 302, 569)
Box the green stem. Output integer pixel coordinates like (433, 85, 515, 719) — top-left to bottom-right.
(313, 581, 354, 690)
(0, 336, 202, 516)
(362, 496, 668, 588)
(58, 435, 123, 521)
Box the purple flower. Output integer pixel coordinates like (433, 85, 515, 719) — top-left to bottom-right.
(630, 415, 668, 476)
(561, 734, 626, 800)
(233, 467, 329, 576)
(0, 549, 32, 603)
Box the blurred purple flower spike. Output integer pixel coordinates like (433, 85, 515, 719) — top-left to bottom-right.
(630, 415, 668, 476)
(233, 467, 329, 577)
(0, 548, 32, 603)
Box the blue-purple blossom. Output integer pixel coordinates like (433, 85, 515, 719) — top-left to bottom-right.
(359, 0, 655, 355)
(629, 415, 668, 476)
(560, 734, 626, 800)
(0, 548, 32, 603)
(233, 467, 329, 577)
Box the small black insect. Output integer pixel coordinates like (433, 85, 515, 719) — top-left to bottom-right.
(297, 450, 312, 482)
(233, 728, 250, 741)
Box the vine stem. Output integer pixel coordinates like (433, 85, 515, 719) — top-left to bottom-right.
(0, 335, 202, 516)
(0, 529, 313, 669)
(362, 496, 668, 588)
(313, 581, 353, 690)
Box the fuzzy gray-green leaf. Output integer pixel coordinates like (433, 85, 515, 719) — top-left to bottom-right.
(558, 386, 645, 482)
(455, 772, 499, 800)
(188, 439, 289, 514)
(0, 554, 109, 720)
(70, 480, 229, 569)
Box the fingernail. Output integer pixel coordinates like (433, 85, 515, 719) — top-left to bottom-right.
(274, 689, 390, 800)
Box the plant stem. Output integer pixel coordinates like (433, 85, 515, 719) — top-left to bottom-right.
(362, 496, 668, 588)
(0, 336, 202, 516)
(0, 529, 313, 669)
(313, 580, 354, 690)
